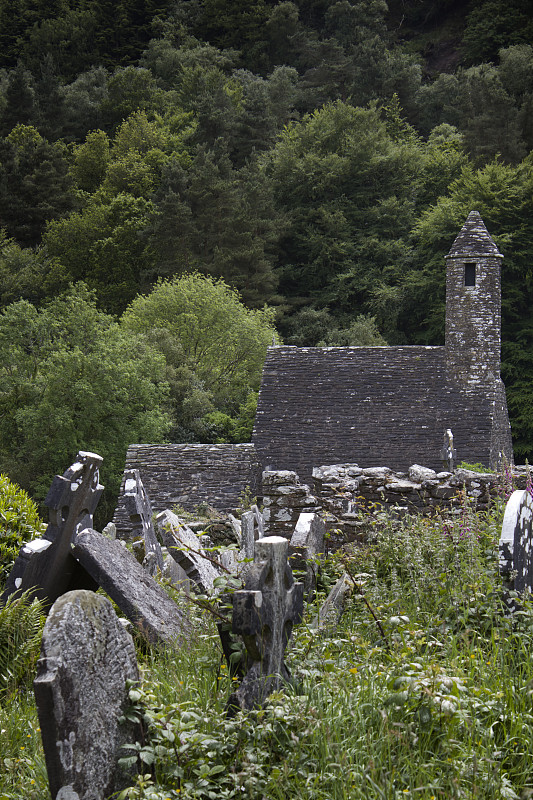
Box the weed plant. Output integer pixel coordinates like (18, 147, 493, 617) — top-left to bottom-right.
(3, 495, 533, 799)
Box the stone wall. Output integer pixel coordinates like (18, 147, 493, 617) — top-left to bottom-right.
(261, 471, 318, 539)
(262, 463, 529, 546)
(253, 346, 510, 482)
(113, 444, 262, 538)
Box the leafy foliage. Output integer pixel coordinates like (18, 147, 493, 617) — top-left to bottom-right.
(0, 475, 44, 586)
(0, 590, 46, 702)
(0, 283, 171, 513)
(121, 273, 277, 438)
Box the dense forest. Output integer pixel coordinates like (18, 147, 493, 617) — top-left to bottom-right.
(0, 0, 532, 514)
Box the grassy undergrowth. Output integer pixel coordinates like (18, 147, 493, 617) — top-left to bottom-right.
(3, 494, 533, 799)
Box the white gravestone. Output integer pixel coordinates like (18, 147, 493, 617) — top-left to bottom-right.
(500, 489, 533, 593)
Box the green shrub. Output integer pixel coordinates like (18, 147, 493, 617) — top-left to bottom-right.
(0, 474, 44, 587)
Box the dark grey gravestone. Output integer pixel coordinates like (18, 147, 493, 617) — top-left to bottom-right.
(311, 573, 353, 630)
(156, 510, 221, 594)
(500, 489, 533, 593)
(229, 536, 303, 711)
(2, 452, 103, 604)
(240, 511, 255, 559)
(34, 590, 140, 800)
(289, 512, 325, 599)
(122, 469, 164, 575)
(72, 528, 191, 645)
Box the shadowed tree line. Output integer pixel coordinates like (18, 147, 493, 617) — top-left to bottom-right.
(0, 0, 532, 510)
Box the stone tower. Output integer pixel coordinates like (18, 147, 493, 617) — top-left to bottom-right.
(445, 210, 503, 388)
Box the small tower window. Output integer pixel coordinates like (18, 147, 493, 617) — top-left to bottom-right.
(464, 262, 476, 286)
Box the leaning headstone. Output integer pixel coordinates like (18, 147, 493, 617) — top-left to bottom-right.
(229, 536, 304, 711)
(156, 510, 222, 594)
(500, 489, 533, 593)
(227, 514, 243, 546)
(289, 512, 325, 599)
(2, 452, 103, 605)
(72, 528, 191, 645)
(310, 573, 354, 630)
(34, 590, 140, 800)
(122, 469, 164, 575)
(251, 504, 264, 539)
(102, 522, 117, 540)
(240, 511, 256, 559)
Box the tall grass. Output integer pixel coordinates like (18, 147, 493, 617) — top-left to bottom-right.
(3, 495, 533, 800)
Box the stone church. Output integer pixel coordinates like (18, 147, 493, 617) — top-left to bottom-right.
(252, 211, 513, 479)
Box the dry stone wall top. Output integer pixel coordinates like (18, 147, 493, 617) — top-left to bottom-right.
(262, 463, 529, 545)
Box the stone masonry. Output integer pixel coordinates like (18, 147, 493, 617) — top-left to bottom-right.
(262, 463, 529, 545)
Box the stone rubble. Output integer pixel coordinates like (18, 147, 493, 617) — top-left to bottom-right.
(262, 463, 529, 545)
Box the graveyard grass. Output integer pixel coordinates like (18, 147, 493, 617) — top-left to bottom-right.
(3, 493, 533, 799)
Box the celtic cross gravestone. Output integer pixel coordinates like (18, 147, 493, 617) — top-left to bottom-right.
(230, 536, 304, 711)
(2, 452, 104, 604)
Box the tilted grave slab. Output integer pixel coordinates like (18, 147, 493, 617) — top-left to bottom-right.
(122, 468, 165, 575)
(72, 528, 191, 645)
(34, 590, 140, 800)
(500, 489, 533, 593)
(311, 573, 354, 630)
(156, 509, 222, 595)
(229, 536, 304, 711)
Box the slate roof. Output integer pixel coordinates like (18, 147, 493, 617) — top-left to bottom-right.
(253, 345, 500, 480)
(447, 210, 503, 258)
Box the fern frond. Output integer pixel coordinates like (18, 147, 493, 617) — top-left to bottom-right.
(0, 589, 46, 703)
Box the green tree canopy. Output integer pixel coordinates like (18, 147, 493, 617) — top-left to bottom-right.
(0, 283, 171, 513)
(121, 273, 278, 438)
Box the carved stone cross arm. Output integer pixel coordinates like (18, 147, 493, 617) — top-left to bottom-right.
(2, 452, 104, 605)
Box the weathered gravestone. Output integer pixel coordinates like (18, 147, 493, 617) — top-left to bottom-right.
(240, 511, 256, 559)
(311, 573, 354, 631)
(72, 528, 191, 645)
(229, 536, 304, 711)
(34, 590, 140, 800)
(289, 512, 325, 599)
(250, 504, 264, 539)
(122, 469, 164, 575)
(440, 429, 456, 473)
(2, 452, 103, 605)
(156, 509, 222, 594)
(500, 489, 533, 593)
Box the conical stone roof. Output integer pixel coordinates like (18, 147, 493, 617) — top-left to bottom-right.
(446, 210, 503, 258)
